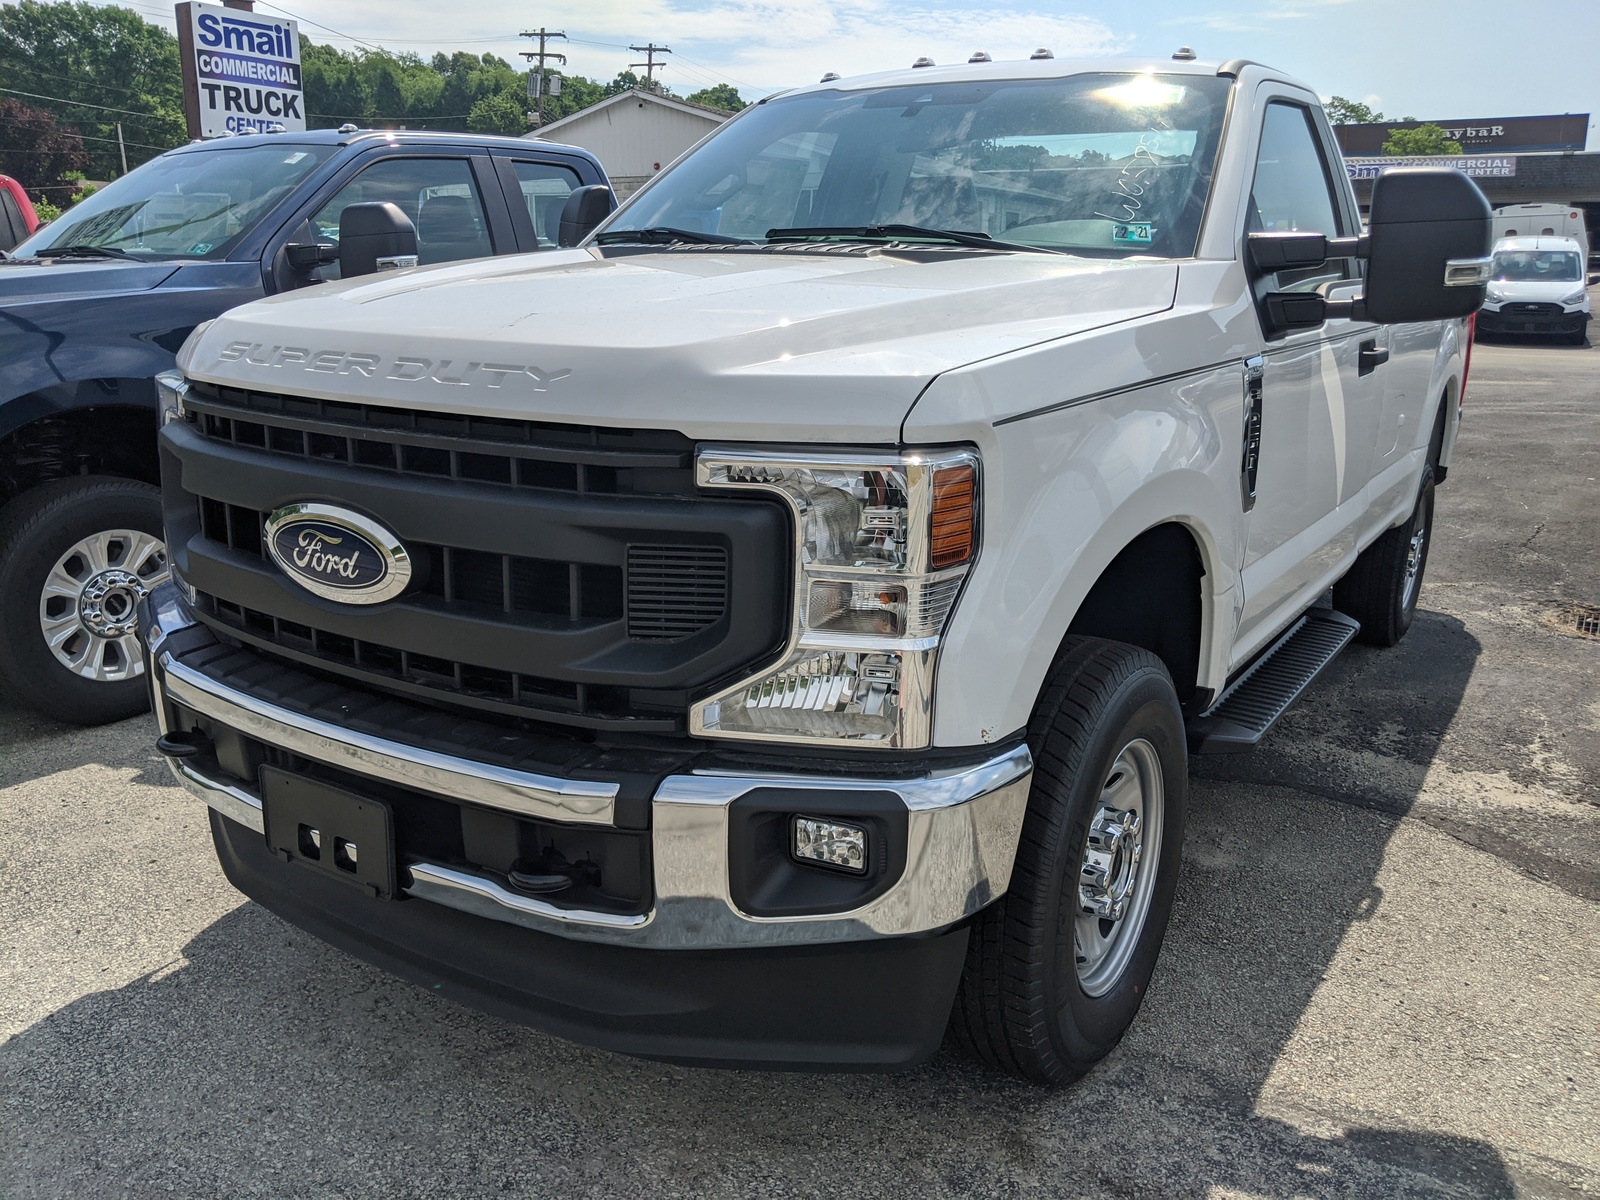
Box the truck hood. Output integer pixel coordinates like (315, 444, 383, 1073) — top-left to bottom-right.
(1488, 279, 1587, 304)
(181, 248, 1178, 442)
(0, 256, 182, 301)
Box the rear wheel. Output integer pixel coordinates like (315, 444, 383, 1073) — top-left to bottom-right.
(0, 477, 168, 725)
(949, 638, 1188, 1085)
(1334, 466, 1434, 648)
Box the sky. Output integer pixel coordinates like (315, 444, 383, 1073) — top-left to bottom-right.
(103, 0, 1599, 148)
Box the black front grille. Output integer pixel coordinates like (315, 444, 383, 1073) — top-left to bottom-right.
(197, 497, 629, 626)
(627, 545, 729, 640)
(185, 379, 698, 498)
(198, 590, 652, 724)
(1511, 302, 1561, 316)
(162, 384, 791, 735)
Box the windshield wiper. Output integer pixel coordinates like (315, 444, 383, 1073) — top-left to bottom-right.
(767, 224, 1055, 254)
(592, 227, 754, 246)
(33, 244, 144, 261)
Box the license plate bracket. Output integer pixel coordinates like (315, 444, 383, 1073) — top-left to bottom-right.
(260, 766, 397, 900)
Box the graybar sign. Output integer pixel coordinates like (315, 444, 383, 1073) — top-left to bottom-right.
(177, 2, 305, 139)
(1346, 156, 1518, 180)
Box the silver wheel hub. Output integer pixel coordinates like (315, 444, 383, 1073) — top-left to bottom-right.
(1079, 807, 1144, 921)
(1073, 738, 1164, 998)
(78, 568, 147, 637)
(1403, 523, 1428, 606)
(39, 529, 169, 683)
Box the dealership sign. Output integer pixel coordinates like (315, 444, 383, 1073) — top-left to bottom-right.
(1345, 156, 1518, 180)
(176, 2, 304, 138)
(1334, 114, 1588, 156)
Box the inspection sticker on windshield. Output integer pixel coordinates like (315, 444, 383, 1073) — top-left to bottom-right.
(1113, 222, 1154, 245)
(284, 152, 310, 164)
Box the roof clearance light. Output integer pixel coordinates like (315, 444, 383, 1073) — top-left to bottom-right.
(1172, 46, 1197, 61)
(969, 51, 992, 63)
(1030, 48, 1054, 60)
(912, 56, 935, 68)
(820, 72, 841, 81)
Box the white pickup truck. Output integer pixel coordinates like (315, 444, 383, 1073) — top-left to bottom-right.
(139, 52, 1490, 1084)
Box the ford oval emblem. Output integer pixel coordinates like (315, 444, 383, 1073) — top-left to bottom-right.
(263, 503, 412, 605)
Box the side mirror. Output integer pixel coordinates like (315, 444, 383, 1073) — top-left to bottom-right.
(1248, 168, 1491, 335)
(1363, 168, 1492, 323)
(558, 185, 614, 247)
(338, 201, 418, 277)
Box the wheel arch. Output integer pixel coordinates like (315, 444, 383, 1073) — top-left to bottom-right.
(0, 394, 161, 508)
(934, 467, 1238, 747)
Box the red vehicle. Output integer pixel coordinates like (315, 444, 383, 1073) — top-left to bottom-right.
(0, 175, 41, 252)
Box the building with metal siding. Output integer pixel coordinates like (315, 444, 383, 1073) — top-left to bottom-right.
(527, 89, 731, 199)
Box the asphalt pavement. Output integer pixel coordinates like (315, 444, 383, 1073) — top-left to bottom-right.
(2, 325, 1597, 1199)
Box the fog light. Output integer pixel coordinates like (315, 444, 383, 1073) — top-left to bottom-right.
(793, 816, 868, 873)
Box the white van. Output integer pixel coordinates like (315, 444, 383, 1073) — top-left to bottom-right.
(1478, 235, 1591, 344)
(1492, 203, 1589, 263)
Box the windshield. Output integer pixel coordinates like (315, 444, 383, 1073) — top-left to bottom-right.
(605, 72, 1231, 258)
(15, 142, 335, 260)
(1490, 250, 1583, 283)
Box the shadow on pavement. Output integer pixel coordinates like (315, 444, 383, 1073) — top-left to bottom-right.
(0, 611, 1553, 1197)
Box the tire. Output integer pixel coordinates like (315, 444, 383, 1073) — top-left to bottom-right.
(949, 637, 1189, 1085)
(1333, 465, 1434, 648)
(0, 477, 168, 725)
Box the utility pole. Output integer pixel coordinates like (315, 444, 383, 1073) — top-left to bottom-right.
(628, 43, 671, 91)
(115, 122, 128, 175)
(518, 28, 567, 129)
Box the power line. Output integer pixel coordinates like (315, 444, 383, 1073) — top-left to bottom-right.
(0, 86, 167, 120)
(252, 1, 384, 52)
(0, 120, 169, 151)
(0, 64, 173, 103)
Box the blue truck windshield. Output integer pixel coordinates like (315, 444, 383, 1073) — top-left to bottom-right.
(605, 72, 1232, 258)
(16, 142, 335, 261)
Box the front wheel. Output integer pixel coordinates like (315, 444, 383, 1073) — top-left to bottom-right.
(949, 638, 1189, 1085)
(0, 477, 169, 725)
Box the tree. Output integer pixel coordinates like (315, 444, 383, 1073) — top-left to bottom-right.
(1324, 95, 1385, 125)
(467, 90, 528, 137)
(1382, 123, 1464, 156)
(0, 97, 89, 195)
(0, 1, 185, 177)
(685, 84, 745, 112)
(605, 71, 645, 96)
(538, 73, 607, 123)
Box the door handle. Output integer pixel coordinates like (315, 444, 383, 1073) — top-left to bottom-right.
(1358, 339, 1390, 376)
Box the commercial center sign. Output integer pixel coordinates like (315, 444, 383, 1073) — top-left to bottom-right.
(176, 2, 305, 138)
(1345, 156, 1518, 180)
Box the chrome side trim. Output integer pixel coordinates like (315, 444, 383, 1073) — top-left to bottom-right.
(159, 654, 619, 826)
(167, 756, 266, 834)
(406, 863, 652, 932)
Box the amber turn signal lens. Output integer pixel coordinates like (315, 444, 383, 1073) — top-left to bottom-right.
(930, 464, 976, 568)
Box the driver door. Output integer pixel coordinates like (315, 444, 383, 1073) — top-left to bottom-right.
(1234, 95, 1390, 660)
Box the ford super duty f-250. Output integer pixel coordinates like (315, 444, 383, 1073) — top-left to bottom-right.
(138, 53, 1491, 1084)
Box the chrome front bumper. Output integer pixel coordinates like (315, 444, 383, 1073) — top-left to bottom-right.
(141, 585, 1032, 950)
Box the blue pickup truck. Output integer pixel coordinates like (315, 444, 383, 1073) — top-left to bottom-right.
(0, 128, 611, 724)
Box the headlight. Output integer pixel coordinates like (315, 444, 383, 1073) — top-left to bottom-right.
(691, 447, 979, 748)
(1484, 289, 1505, 306)
(1561, 287, 1589, 307)
(155, 369, 190, 426)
